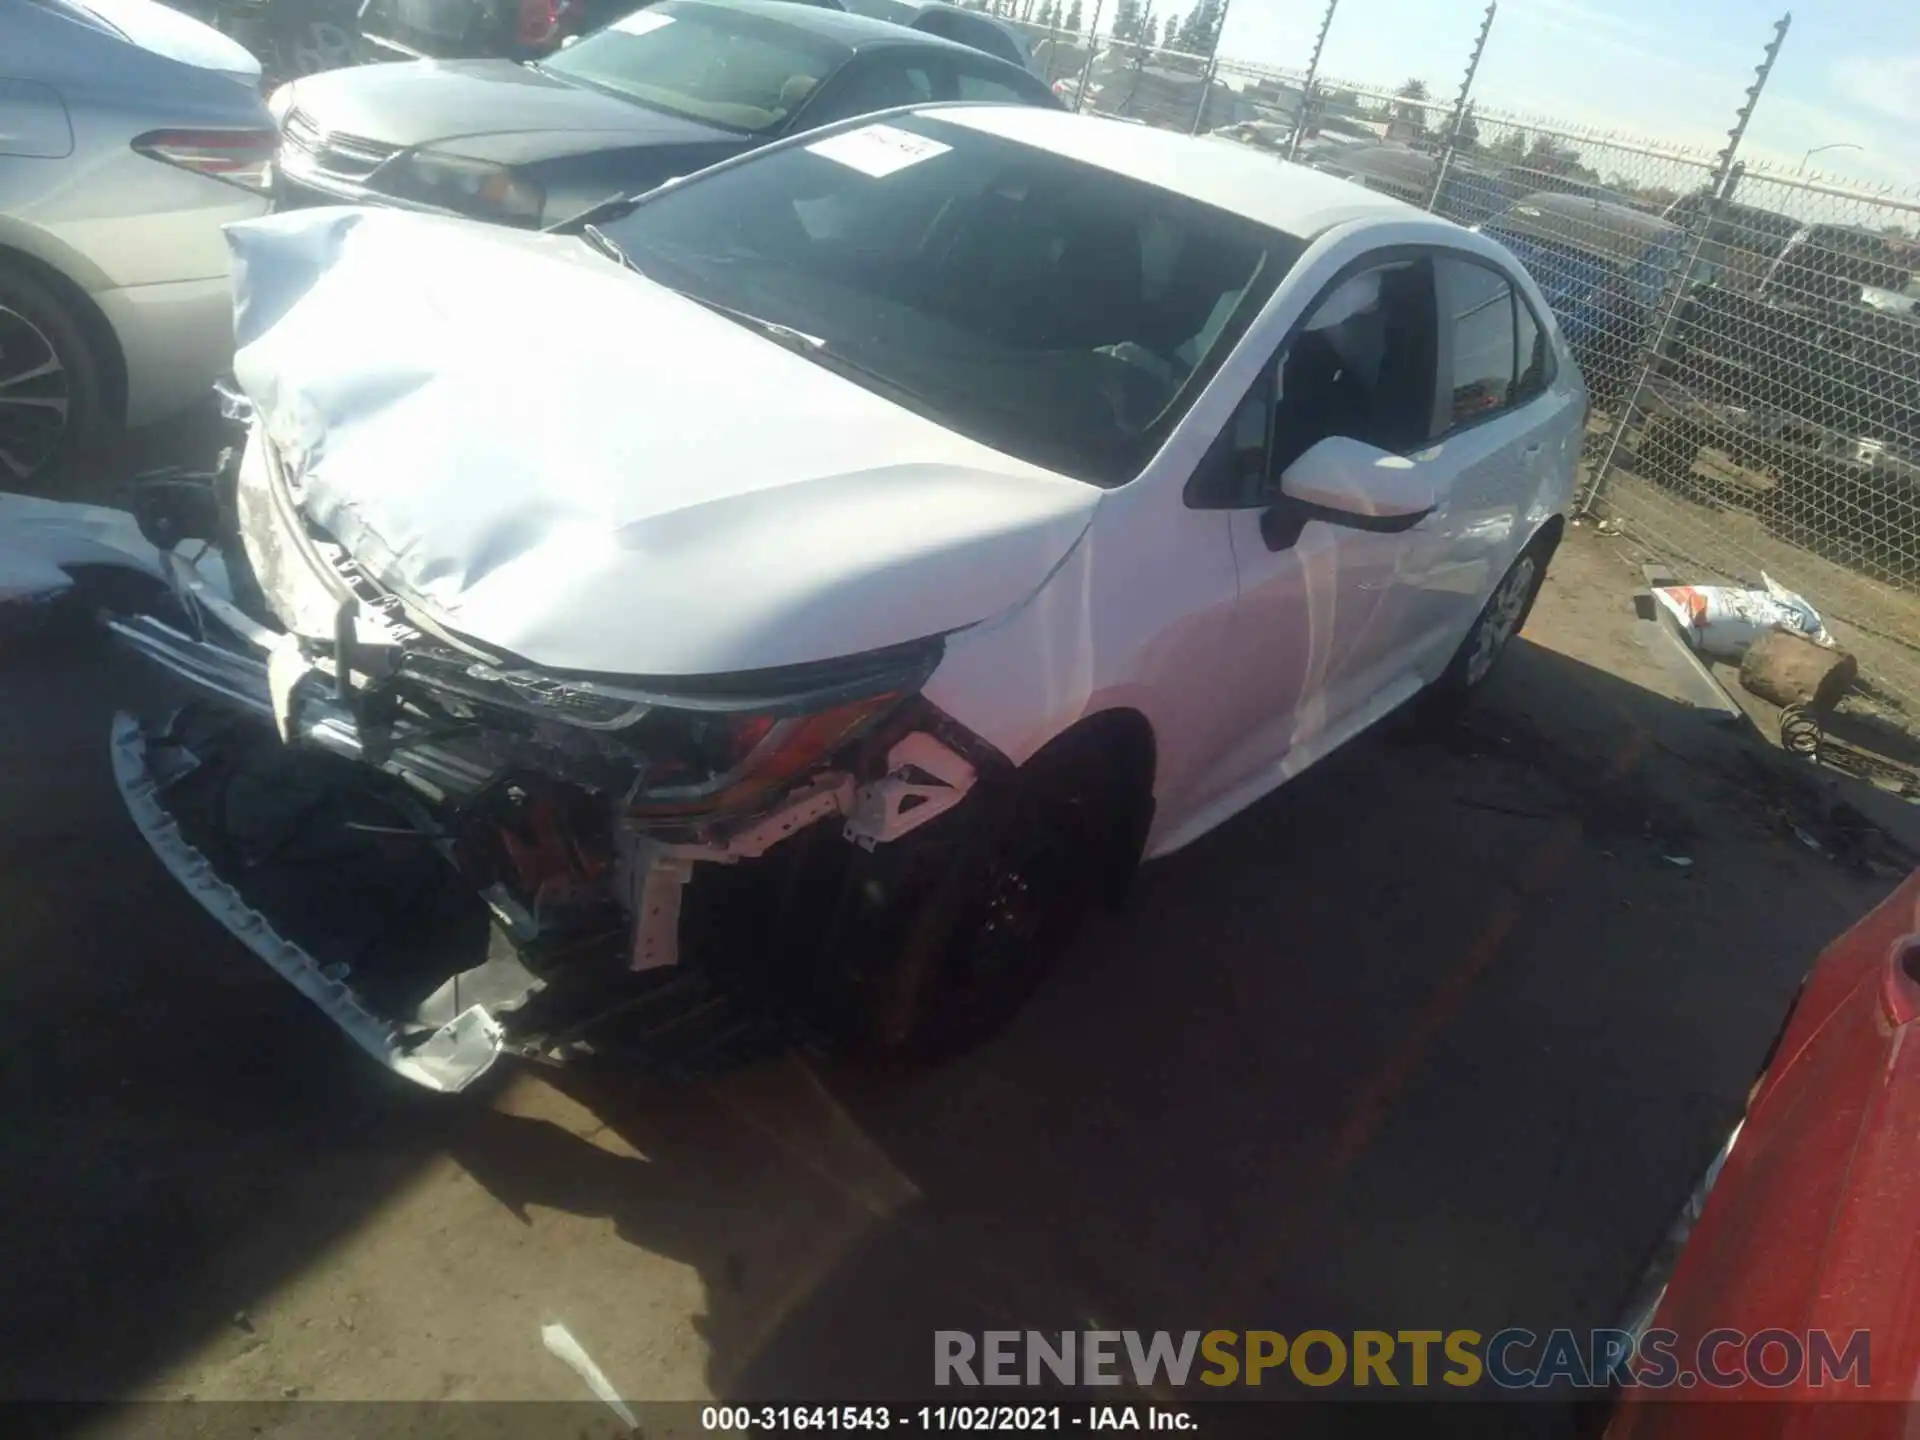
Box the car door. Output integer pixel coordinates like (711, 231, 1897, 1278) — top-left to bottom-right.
(1187, 252, 1448, 811)
(1380, 252, 1568, 680)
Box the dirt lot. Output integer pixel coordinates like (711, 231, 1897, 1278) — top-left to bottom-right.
(2, 519, 1913, 1424)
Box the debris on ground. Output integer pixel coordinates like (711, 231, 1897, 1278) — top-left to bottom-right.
(1652, 575, 1833, 660)
(540, 1322, 637, 1432)
(1739, 630, 1859, 711)
(1736, 748, 1920, 878)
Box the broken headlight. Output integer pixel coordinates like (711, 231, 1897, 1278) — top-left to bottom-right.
(621, 690, 905, 818)
(405, 639, 941, 820)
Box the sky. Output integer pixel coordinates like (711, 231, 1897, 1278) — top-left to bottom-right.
(1200, 0, 1920, 194)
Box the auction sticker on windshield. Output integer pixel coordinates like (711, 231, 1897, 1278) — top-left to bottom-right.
(806, 124, 952, 178)
(611, 10, 674, 34)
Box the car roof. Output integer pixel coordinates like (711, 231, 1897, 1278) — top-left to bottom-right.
(915, 105, 1429, 237)
(679, 0, 1004, 54)
(1488, 192, 1683, 265)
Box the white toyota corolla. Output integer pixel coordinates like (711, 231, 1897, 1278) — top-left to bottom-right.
(109, 104, 1586, 1090)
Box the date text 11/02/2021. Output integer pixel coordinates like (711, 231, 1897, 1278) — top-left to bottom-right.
(700, 1407, 1194, 1431)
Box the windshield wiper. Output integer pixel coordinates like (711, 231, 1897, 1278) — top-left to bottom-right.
(677, 293, 825, 352)
(545, 192, 643, 234)
(576, 227, 827, 352)
(578, 222, 636, 268)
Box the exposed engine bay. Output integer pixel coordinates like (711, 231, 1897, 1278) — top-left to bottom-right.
(107, 390, 994, 1091)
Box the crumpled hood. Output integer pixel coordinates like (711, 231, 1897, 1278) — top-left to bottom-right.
(276, 60, 735, 154)
(227, 207, 1100, 678)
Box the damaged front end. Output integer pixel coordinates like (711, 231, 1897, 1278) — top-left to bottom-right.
(109, 393, 989, 1092)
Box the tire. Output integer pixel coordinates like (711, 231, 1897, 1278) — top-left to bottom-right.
(831, 743, 1129, 1063)
(1422, 534, 1553, 717)
(0, 263, 111, 492)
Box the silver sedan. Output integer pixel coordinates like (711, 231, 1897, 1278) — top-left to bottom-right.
(0, 0, 275, 487)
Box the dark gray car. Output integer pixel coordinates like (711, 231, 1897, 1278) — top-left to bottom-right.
(835, 0, 1029, 70)
(268, 0, 1058, 227)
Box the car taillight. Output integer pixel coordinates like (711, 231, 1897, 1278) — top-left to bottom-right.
(518, 0, 558, 45)
(132, 128, 277, 193)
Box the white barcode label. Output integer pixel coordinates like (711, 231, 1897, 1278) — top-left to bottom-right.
(805, 124, 952, 178)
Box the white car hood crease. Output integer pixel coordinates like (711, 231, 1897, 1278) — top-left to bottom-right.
(227, 207, 1102, 677)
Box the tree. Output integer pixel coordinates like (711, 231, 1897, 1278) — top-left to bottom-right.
(1486, 129, 1524, 163)
(1176, 0, 1223, 54)
(1065, 0, 1083, 30)
(1162, 11, 1179, 47)
(1112, 0, 1142, 42)
(1036, 0, 1058, 26)
(1524, 133, 1596, 180)
(1393, 77, 1431, 131)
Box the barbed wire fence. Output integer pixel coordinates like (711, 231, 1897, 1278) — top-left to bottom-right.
(992, 0, 1920, 721)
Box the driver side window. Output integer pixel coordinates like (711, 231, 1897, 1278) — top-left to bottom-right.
(1206, 256, 1441, 508)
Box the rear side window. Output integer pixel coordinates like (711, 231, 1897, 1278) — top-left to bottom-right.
(1437, 255, 1556, 429)
(1442, 258, 1517, 426)
(1514, 292, 1549, 401)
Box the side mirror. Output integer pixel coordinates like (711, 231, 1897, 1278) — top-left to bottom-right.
(1262, 435, 1437, 551)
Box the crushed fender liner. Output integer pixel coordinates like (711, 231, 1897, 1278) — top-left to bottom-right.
(110, 711, 509, 1093)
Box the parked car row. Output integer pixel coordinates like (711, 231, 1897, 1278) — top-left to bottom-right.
(1, 0, 275, 484)
(160, 0, 1036, 75)
(270, 0, 1058, 227)
(0, 0, 1054, 487)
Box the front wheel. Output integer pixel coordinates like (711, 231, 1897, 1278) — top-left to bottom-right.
(830, 746, 1126, 1063)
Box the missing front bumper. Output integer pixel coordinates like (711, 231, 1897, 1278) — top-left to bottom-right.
(109, 710, 512, 1093)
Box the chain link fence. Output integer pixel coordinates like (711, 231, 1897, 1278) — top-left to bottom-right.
(992, 5, 1920, 719)
(1586, 170, 1920, 712)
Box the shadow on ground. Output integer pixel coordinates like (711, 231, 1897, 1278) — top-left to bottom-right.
(1, 579, 1896, 1427)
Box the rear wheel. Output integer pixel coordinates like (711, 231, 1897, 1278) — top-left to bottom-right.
(1421, 533, 1554, 720)
(0, 264, 110, 491)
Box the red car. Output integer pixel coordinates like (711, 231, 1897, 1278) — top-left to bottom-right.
(1610, 870, 1920, 1435)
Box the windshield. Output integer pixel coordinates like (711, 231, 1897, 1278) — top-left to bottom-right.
(539, 2, 849, 136)
(593, 114, 1303, 486)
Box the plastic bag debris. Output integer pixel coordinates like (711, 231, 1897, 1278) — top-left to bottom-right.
(1651, 574, 1833, 661)
(541, 1322, 637, 1432)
